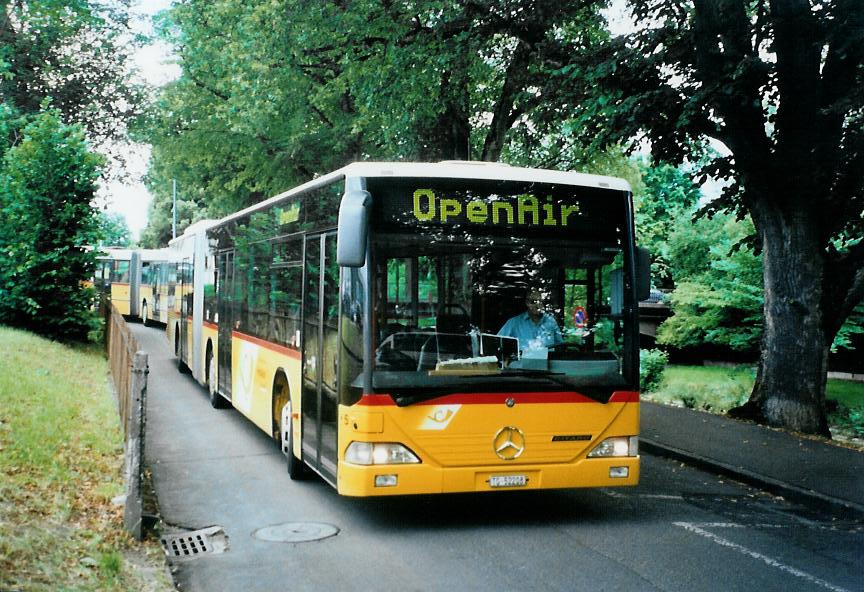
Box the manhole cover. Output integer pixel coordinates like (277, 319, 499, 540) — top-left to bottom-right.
(160, 526, 228, 560)
(253, 522, 339, 543)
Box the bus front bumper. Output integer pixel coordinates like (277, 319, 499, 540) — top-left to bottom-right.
(336, 457, 639, 497)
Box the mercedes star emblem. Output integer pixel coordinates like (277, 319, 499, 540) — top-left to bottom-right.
(493, 426, 526, 460)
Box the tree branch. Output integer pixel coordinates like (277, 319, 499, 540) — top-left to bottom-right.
(692, 0, 773, 171)
(480, 41, 533, 161)
(186, 70, 230, 102)
(824, 240, 864, 338)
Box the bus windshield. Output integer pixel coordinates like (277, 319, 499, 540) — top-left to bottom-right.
(374, 236, 628, 388)
(371, 235, 634, 396)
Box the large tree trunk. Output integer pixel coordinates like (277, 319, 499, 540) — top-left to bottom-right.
(730, 204, 831, 436)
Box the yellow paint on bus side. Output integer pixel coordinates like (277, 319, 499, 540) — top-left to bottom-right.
(230, 333, 302, 437)
(110, 283, 130, 315)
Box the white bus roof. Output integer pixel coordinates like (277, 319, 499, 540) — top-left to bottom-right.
(96, 247, 175, 262)
(340, 161, 631, 192)
(213, 161, 631, 229)
(96, 247, 137, 260)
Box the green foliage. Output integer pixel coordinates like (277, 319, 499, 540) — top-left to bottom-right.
(97, 211, 132, 248)
(0, 0, 143, 154)
(644, 365, 758, 413)
(639, 348, 668, 393)
(137, 0, 615, 241)
(826, 378, 864, 441)
(0, 105, 105, 342)
(832, 303, 864, 353)
(657, 212, 764, 352)
(633, 160, 701, 288)
(829, 404, 864, 440)
(655, 205, 863, 354)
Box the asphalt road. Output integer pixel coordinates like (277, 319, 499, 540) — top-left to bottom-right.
(132, 324, 864, 592)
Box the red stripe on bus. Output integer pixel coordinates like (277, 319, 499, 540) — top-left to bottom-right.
(203, 320, 218, 330)
(609, 391, 640, 403)
(357, 391, 639, 406)
(231, 331, 301, 360)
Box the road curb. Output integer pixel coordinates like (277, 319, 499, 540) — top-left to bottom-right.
(640, 437, 864, 518)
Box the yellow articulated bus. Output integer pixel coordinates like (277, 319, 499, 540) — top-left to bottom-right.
(168, 162, 650, 496)
(138, 249, 176, 326)
(166, 220, 217, 367)
(95, 248, 175, 322)
(94, 248, 135, 315)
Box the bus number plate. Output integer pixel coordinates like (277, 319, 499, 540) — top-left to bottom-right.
(489, 475, 527, 488)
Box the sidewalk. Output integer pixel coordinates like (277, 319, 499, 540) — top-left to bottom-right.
(640, 401, 864, 516)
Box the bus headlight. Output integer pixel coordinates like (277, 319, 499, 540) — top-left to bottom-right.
(587, 436, 638, 458)
(345, 442, 421, 465)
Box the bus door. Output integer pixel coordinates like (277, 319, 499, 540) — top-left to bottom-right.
(217, 250, 234, 400)
(301, 233, 339, 484)
(178, 258, 192, 364)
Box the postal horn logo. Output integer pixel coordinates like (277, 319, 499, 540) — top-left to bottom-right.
(493, 426, 526, 461)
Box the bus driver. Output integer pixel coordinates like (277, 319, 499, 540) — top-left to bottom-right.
(497, 288, 564, 352)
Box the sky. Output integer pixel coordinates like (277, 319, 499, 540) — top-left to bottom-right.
(98, 0, 179, 241)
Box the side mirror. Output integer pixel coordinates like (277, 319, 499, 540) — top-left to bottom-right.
(337, 190, 372, 267)
(635, 246, 651, 301)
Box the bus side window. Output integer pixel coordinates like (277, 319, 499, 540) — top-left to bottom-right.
(114, 261, 130, 283)
(271, 238, 302, 347)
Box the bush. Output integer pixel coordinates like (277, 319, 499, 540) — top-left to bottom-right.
(640, 348, 669, 393)
(828, 403, 864, 440)
(0, 105, 104, 342)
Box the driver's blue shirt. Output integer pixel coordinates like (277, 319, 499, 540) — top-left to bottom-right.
(497, 312, 563, 350)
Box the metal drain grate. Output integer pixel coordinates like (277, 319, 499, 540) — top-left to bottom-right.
(160, 526, 228, 560)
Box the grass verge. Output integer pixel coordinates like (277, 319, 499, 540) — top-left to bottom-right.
(644, 365, 864, 446)
(0, 326, 173, 591)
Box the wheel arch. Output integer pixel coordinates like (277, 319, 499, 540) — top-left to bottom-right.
(271, 368, 293, 440)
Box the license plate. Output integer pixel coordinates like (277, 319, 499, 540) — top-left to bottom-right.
(488, 475, 528, 488)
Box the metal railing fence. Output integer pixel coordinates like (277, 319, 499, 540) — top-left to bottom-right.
(103, 297, 149, 540)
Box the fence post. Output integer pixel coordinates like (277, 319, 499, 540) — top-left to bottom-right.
(124, 350, 149, 540)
